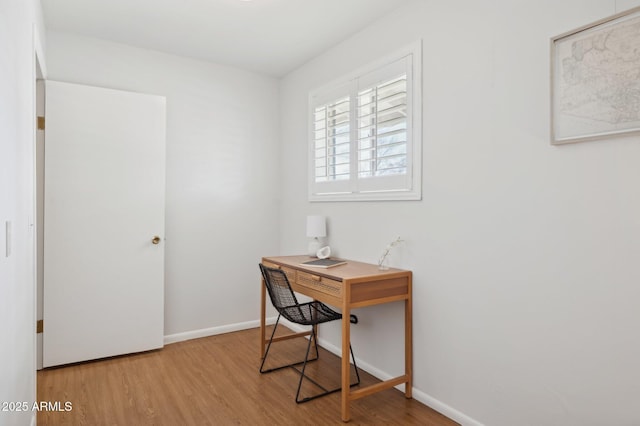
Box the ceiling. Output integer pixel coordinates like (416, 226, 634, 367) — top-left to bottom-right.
(41, 0, 412, 77)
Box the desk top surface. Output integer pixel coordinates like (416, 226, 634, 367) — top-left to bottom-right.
(262, 255, 411, 282)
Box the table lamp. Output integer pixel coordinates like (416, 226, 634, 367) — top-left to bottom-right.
(306, 215, 326, 257)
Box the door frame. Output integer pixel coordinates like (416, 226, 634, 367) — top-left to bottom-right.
(33, 24, 47, 372)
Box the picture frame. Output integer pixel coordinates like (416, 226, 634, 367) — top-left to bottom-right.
(550, 6, 640, 144)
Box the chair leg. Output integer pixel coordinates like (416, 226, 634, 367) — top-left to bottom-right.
(312, 324, 320, 359)
(260, 316, 319, 374)
(259, 315, 281, 373)
(295, 326, 320, 402)
(349, 343, 361, 385)
(294, 329, 361, 403)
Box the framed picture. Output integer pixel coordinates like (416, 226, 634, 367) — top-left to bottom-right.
(551, 6, 640, 144)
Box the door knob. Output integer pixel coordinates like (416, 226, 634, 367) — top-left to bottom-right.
(151, 236, 161, 245)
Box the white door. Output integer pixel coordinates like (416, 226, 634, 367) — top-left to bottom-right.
(43, 81, 166, 367)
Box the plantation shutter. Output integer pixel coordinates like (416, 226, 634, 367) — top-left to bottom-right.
(309, 83, 354, 195)
(356, 56, 413, 193)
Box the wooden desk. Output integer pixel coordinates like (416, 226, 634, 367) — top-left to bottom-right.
(260, 255, 412, 422)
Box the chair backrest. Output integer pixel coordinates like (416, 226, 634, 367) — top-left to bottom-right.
(259, 264, 300, 313)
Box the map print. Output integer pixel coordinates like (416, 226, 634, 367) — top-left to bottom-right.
(553, 13, 640, 142)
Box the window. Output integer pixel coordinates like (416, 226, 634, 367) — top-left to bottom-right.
(309, 42, 422, 201)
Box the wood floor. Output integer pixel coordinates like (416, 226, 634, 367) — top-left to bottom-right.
(37, 327, 458, 425)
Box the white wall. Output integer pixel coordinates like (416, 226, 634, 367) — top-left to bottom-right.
(279, 0, 640, 424)
(0, 0, 46, 425)
(45, 32, 280, 338)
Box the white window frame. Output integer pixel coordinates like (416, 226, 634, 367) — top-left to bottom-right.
(308, 41, 422, 202)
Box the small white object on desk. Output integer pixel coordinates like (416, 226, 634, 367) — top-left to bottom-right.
(316, 246, 331, 259)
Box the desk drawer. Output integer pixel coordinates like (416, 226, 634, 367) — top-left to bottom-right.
(296, 271, 342, 297)
(262, 261, 297, 283)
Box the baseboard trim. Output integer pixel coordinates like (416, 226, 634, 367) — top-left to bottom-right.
(164, 317, 278, 345)
(281, 319, 484, 426)
(411, 388, 484, 426)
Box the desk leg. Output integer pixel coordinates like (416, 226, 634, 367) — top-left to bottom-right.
(341, 305, 351, 422)
(405, 277, 413, 398)
(260, 278, 266, 359)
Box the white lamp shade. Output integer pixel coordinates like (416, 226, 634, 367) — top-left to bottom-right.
(306, 215, 326, 238)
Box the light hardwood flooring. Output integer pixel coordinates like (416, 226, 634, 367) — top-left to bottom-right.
(37, 327, 458, 425)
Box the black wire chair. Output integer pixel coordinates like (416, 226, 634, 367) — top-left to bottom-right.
(258, 263, 361, 403)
